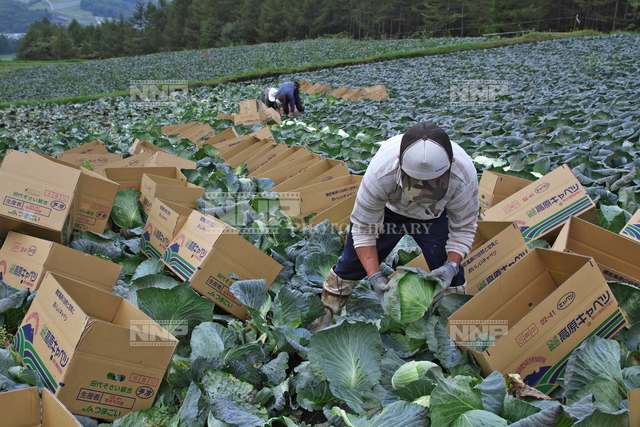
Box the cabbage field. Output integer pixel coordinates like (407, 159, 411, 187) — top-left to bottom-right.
(1, 34, 640, 426)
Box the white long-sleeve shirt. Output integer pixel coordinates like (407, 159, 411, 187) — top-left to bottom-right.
(350, 134, 479, 259)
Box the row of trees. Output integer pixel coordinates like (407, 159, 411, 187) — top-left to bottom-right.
(17, 0, 640, 61)
(0, 35, 20, 55)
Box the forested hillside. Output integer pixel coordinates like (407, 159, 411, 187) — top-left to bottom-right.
(16, 0, 640, 60)
(0, 0, 51, 33)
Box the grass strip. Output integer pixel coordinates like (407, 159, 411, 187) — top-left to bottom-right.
(0, 30, 605, 109)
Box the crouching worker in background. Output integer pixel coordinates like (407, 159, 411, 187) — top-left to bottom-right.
(311, 121, 479, 333)
(261, 87, 281, 114)
(276, 81, 305, 117)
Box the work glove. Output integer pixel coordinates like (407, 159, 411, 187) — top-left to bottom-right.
(429, 261, 459, 304)
(428, 261, 458, 291)
(368, 272, 390, 301)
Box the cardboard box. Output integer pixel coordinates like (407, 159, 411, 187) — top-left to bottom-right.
(480, 165, 598, 242)
(308, 193, 356, 232)
(29, 152, 120, 234)
(631, 387, 640, 427)
(55, 153, 123, 170)
(224, 139, 277, 169)
(144, 151, 197, 171)
(129, 139, 169, 156)
(232, 99, 281, 126)
(139, 173, 204, 219)
(251, 145, 310, 175)
(215, 136, 261, 160)
(271, 158, 350, 193)
(175, 123, 215, 143)
(257, 155, 323, 187)
(14, 272, 178, 420)
(448, 248, 626, 394)
(281, 175, 362, 222)
(161, 122, 198, 136)
(363, 84, 389, 100)
(141, 199, 192, 259)
(552, 216, 640, 288)
(0, 150, 81, 245)
(478, 170, 533, 213)
(620, 209, 640, 242)
(329, 86, 350, 98)
(216, 113, 235, 121)
(245, 143, 289, 173)
(56, 140, 108, 156)
(103, 167, 186, 191)
(0, 231, 121, 292)
(0, 387, 83, 427)
(199, 126, 239, 148)
(92, 152, 155, 175)
(404, 221, 529, 294)
(162, 211, 283, 319)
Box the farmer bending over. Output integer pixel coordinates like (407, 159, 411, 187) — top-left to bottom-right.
(312, 121, 479, 333)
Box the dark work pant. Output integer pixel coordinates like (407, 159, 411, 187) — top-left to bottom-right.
(333, 207, 465, 286)
(283, 89, 305, 114)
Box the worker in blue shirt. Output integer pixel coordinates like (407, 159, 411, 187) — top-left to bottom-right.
(276, 82, 305, 117)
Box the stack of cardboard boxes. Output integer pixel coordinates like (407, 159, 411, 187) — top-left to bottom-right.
(444, 164, 637, 396)
(0, 145, 181, 422)
(217, 99, 281, 126)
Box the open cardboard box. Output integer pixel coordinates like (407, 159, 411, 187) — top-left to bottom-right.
(14, 272, 178, 421)
(198, 126, 238, 148)
(481, 165, 598, 242)
(139, 173, 204, 220)
(162, 211, 283, 319)
(279, 175, 362, 224)
(255, 154, 322, 186)
(92, 152, 155, 175)
(0, 150, 81, 245)
(30, 152, 120, 234)
(0, 231, 121, 292)
(405, 221, 529, 295)
(448, 248, 626, 394)
(224, 138, 276, 169)
(103, 167, 186, 190)
(250, 145, 310, 175)
(244, 143, 289, 173)
(478, 170, 533, 213)
(271, 159, 350, 193)
(56, 140, 108, 156)
(308, 193, 356, 233)
(0, 387, 83, 427)
(552, 215, 640, 288)
(141, 198, 193, 259)
(143, 151, 197, 171)
(55, 153, 123, 170)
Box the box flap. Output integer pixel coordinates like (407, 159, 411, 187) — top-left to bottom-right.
(145, 151, 197, 171)
(552, 216, 640, 287)
(41, 388, 83, 427)
(56, 140, 108, 156)
(2, 150, 82, 193)
(0, 387, 41, 426)
(200, 126, 239, 148)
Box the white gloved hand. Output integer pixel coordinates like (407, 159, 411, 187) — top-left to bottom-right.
(428, 261, 458, 291)
(368, 272, 390, 301)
